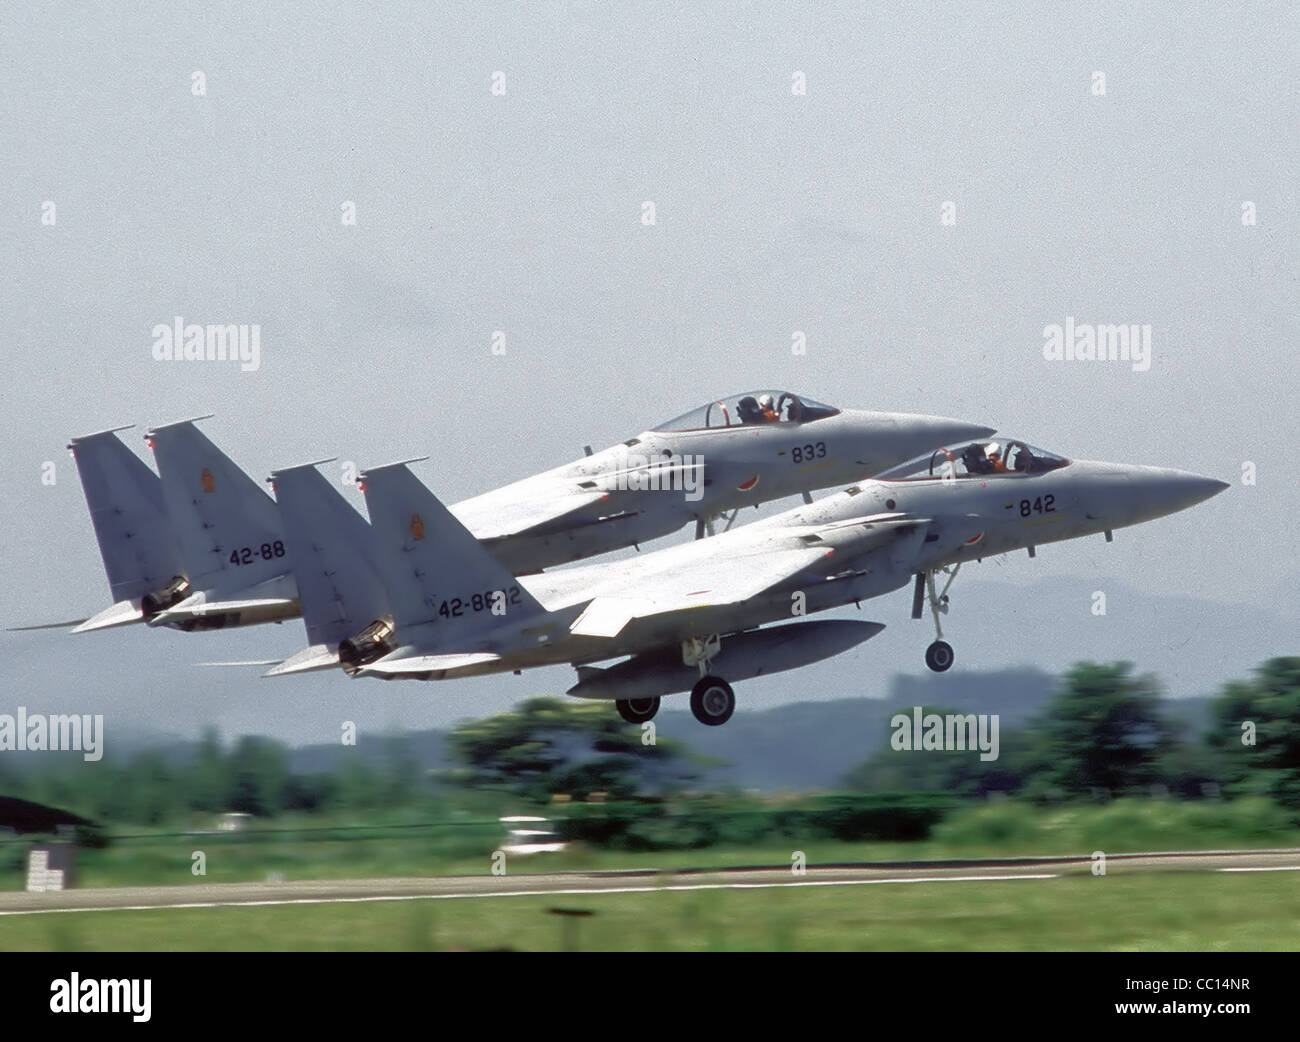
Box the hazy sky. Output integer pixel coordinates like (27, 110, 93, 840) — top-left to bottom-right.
(2, 4, 1295, 746)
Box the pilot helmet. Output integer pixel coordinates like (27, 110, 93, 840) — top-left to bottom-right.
(759, 393, 775, 410)
(984, 441, 1001, 459)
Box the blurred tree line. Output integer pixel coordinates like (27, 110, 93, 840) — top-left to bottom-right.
(0, 729, 426, 826)
(1, 658, 1297, 827)
(0, 697, 700, 826)
(843, 657, 1300, 808)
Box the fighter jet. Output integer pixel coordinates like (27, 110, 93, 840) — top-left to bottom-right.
(414, 390, 995, 570)
(282, 437, 1225, 727)
(42, 420, 300, 633)
(48, 394, 993, 634)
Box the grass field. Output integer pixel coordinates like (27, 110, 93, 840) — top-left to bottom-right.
(3, 871, 1296, 952)
(4, 797, 1295, 890)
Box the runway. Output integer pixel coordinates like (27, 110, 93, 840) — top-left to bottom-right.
(3, 847, 1298, 916)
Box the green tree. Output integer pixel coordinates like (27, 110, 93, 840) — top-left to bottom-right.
(1030, 662, 1176, 798)
(124, 751, 179, 825)
(448, 696, 698, 802)
(188, 727, 228, 813)
(1207, 657, 1300, 808)
(225, 736, 289, 816)
(380, 732, 421, 807)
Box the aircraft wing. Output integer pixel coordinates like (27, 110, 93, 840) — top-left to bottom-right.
(569, 543, 831, 639)
(450, 482, 613, 542)
(449, 457, 702, 542)
(568, 514, 929, 639)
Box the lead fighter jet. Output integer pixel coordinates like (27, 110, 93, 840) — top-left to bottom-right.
(274, 437, 1225, 727)
(46, 393, 993, 634)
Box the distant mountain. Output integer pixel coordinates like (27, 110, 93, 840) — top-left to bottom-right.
(277, 666, 1219, 791)
(0, 665, 1217, 793)
(653, 668, 1064, 790)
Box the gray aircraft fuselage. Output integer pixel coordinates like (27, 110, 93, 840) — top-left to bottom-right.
(132, 397, 990, 631)
(366, 440, 1227, 685)
(449, 401, 994, 572)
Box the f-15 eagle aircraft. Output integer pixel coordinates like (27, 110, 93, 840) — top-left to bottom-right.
(275, 437, 1225, 727)
(46, 394, 993, 634)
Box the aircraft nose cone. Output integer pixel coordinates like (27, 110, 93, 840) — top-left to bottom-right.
(886, 414, 996, 454)
(1140, 469, 1229, 518)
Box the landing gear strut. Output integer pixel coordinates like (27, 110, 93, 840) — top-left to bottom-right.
(683, 634, 736, 725)
(693, 509, 741, 540)
(616, 697, 660, 724)
(913, 565, 961, 673)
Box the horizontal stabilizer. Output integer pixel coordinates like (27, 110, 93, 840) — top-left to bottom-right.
(358, 651, 501, 677)
(263, 644, 342, 677)
(149, 591, 296, 626)
(71, 600, 145, 633)
(196, 660, 285, 667)
(6, 618, 90, 632)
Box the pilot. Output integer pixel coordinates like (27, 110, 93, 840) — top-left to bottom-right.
(737, 395, 762, 424)
(758, 393, 779, 422)
(962, 443, 989, 475)
(985, 442, 1008, 473)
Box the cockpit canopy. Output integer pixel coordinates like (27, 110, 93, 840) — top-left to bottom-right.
(881, 439, 1071, 480)
(653, 391, 840, 432)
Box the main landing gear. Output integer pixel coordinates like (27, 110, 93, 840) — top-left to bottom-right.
(690, 675, 735, 726)
(615, 697, 660, 724)
(685, 634, 735, 726)
(612, 634, 738, 727)
(912, 565, 961, 673)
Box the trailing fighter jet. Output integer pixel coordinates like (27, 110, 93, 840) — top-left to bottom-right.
(280, 437, 1225, 727)
(413, 390, 994, 570)
(41, 394, 993, 634)
(16, 427, 190, 634)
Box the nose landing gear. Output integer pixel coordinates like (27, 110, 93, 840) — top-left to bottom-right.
(913, 565, 961, 672)
(924, 640, 954, 672)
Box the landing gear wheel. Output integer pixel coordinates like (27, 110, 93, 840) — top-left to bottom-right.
(925, 640, 954, 673)
(616, 696, 660, 724)
(690, 676, 735, 726)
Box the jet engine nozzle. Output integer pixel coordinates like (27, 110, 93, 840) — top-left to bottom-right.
(338, 617, 397, 674)
(140, 575, 191, 620)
